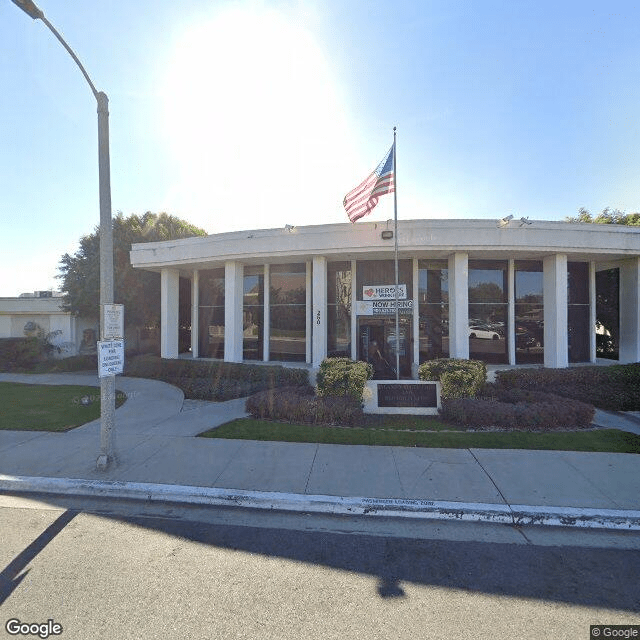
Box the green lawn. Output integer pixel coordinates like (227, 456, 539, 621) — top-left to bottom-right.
(0, 382, 126, 432)
(199, 417, 640, 454)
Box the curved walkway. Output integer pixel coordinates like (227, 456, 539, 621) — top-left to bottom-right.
(0, 372, 639, 530)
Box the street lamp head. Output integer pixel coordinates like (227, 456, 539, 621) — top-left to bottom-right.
(11, 0, 44, 19)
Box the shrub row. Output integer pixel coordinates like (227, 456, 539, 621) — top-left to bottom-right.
(316, 357, 373, 401)
(245, 385, 365, 427)
(418, 358, 487, 399)
(0, 337, 44, 372)
(125, 355, 309, 401)
(441, 387, 595, 430)
(495, 363, 640, 411)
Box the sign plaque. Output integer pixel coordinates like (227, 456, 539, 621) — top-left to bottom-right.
(102, 304, 124, 340)
(98, 340, 124, 377)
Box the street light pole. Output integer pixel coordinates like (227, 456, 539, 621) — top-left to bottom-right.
(11, 0, 117, 469)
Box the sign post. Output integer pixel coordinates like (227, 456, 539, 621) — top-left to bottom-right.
(96, 304, 124, 469)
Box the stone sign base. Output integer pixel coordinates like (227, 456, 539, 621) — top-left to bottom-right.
(362, 380, 441, 415)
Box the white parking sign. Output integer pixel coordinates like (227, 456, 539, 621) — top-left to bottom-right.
(98, 340, 124, 377)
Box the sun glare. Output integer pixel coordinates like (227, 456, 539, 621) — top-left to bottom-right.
(161, 6, 355, 232)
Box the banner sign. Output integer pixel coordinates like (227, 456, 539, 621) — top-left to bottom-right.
(356, 300, 413, 315)
(362, 285, 406, 300)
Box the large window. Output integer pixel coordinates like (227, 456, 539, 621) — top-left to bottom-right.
(270, 263, 306, 362)
(418, 260, 449, 362)
(568, 262, 590, 362)
(198, 268, 225, 358)
(515, 261, 544, 364)
(468, 260, 508, 364)
(327, 261, 352, 357)
(243, 266, 264, 360)
(596, 267, 619, 359)
(355, 259, 413, 301)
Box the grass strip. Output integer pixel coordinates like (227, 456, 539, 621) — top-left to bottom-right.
(199, 418, 640, 454)
(0, 382, 126, 432)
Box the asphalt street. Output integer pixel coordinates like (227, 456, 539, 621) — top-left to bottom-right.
(1, 494, 639, 640)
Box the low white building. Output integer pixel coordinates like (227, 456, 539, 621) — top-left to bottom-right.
(0, 292, 96, 356)
(129, 219, 640, 376)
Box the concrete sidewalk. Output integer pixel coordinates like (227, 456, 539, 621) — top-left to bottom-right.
(1, 372, 639, 530)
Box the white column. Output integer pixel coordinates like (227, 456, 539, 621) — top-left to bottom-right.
(448, 252, 469, 359)
(160, 268, 180, 359)
(619, 257, 640, 363)
(350, 260, 357, 361)
(306, 261, 312, 364)
(312, 256, 327, 367)
(589, 261, 597, 363)
(224, 260, 244, 363)
(191, 270, 199, 359)
(412, 258, 420, 377)
(508, 259, 516, 365)
(263, 263, 270, 362)
(543, 254, 568, 368)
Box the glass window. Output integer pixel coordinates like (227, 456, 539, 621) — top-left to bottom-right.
(468, 260, 508, 364)
(355, 259, 413, 301)
(514, 261, 544, 364)
(595, 268, 619, 360)
(243, 266, 264, 360)
(269, 263, 306, 362)
(418, 260, 449, 362)
(328, 261, 352, 357)
(198, 269, 225, 358)
(568, 262, 590, 362)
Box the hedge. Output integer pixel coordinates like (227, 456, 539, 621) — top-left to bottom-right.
(245, 385, 365, 427)
(495, 363, 640, 411)
(441, 388, 595, 431)
(124, 355, 309, 401)
(418, 358, 487, 399)
(316, 357, 373, 402)
(0, 337, 44, 372)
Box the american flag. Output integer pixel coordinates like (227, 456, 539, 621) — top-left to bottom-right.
(343, 144, 395, 223)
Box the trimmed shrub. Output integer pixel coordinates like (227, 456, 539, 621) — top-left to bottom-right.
(495, 363, 640, 411)
(418, 358, 487, 399)
(124, 355, 309, 401)
(316, 357, 373, 402)
(245, 385, 365, 427)
(441, 388, 595, 431)
(0, 337, 44, 372)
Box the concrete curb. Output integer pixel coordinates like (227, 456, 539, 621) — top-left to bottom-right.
(1, 475, 640, 531)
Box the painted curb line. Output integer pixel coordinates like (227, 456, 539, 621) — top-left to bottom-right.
(1, 475, 639, 531)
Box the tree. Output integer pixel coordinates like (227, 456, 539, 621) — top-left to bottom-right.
(58, 212, 207, 328)
(566, 207, 640, 226)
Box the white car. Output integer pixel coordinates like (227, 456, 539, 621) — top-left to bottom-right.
(469, 325, 500, 340)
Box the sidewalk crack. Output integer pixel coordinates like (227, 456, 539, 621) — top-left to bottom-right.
(389, 448, 406, 497)
(303, 444, 319, 495)
(467, 448, 515, 523)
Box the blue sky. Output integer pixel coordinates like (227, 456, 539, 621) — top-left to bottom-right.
(2, 0, 639, 295)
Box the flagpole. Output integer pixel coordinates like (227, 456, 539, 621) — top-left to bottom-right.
(393, 127, 400, 380)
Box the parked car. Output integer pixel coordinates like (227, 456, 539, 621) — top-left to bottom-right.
(468, 325, 500, 340)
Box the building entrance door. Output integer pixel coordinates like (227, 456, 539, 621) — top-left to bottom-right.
(358, 317, 412, 379)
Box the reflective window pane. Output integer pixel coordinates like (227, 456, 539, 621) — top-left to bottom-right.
(269, 263, 306, 362)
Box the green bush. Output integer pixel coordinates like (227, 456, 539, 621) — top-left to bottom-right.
(0, 337, 44, 372)
(441, 388, 594, 430)
(316, 357, 373, 402)
(124, 355, 309, 401)
(495, 363, 640, 411)
(246, 385, 365, 427)
(418, 358, 487, 399)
